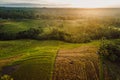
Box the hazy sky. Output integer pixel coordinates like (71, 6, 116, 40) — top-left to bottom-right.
(0, 0, 120, 8)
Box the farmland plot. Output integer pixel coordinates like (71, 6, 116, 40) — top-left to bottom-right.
(53, 46, 110, 80)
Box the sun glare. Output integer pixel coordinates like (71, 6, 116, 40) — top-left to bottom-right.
(69, 1, 111, 8)
(42, 0, 117, 8)
(71, 3, 106, 8)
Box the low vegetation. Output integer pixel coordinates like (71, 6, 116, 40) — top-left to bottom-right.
(98, 39, 120, 62)
(98, 39, 120, 80)
(0, 75, 13, 80)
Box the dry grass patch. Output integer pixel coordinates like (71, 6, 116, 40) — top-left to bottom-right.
(53, 46, 110, 80)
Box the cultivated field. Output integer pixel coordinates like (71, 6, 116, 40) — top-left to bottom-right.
(53, 45, 110, 80)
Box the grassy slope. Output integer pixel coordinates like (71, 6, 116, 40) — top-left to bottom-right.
(0, 20, 64, 32)
(0, 20, 42, 33)
(0, 40, 100, 80)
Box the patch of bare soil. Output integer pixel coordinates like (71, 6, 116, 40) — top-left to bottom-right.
(0, 54, 23, 76)
(53, 46, 110, 80)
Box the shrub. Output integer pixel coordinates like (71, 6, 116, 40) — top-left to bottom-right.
(0, 33, 16, 40)
(98, 39, 120, 62)
(17, 28, 42, 39)
(0, 75, 13, 80)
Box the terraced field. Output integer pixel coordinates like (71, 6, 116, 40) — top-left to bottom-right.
(53, 46, 110, 80)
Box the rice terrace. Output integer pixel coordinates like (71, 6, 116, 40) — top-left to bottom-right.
(0, 0, 120, 80)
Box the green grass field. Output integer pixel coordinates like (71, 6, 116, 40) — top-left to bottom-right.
(0, 40, 100, 80)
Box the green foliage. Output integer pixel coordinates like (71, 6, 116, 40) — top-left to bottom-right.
(0, 19, 120, 42)
(17, 28, 42, 39)
(98, 39, 120, 62)
(0, 33, 16, 40)
(0, 75, 13, 80)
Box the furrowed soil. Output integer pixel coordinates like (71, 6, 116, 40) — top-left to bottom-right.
(53, 46, 110, 80)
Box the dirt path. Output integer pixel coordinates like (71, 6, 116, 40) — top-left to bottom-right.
(53, 46, 110, 80)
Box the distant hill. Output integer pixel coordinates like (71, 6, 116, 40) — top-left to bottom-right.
(0, 3, 71, 8)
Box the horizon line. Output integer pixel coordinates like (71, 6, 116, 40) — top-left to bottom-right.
(0, 3, 120, 8)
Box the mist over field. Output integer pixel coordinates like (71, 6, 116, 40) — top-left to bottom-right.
(0, 1, 120, 80)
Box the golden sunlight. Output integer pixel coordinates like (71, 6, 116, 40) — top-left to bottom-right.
(66, 0, 115, 8)
(71, 2, 110, 8)
(42, 0, 119, 8)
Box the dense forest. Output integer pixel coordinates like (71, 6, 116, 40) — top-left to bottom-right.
(0, 7, 83, 19)
(0, 7, 120, 19)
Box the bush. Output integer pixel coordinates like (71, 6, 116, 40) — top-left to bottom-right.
(98, 39, 120, 62)
(40, 28, 71, 41)
(17, 28, 42, 39)
(0, 33, 16, 40)
(0, 75, 13, 80)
